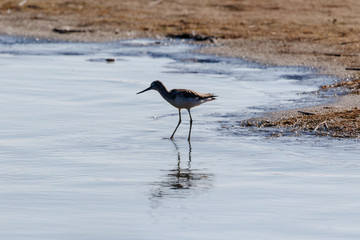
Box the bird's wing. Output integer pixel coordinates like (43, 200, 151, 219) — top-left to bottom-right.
(171, 89, 217, 99)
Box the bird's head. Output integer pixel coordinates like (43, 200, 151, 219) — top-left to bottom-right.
(137, 80, 163, 94)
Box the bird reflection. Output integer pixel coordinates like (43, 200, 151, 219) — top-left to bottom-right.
(149, 140, 213, 204)
(166, 140, 193, 190)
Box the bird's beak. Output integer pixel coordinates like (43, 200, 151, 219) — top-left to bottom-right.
(136, 86, 152, 94)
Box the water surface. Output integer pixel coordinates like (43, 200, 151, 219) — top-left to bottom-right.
(0, 36, 359, 240)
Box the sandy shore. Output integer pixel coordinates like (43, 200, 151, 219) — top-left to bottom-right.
(1, 0, 359, 137)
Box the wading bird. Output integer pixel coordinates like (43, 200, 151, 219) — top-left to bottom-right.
(137, 80, 217, 141)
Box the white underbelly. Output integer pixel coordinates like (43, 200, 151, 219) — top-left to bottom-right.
(167, 97, 202, 109)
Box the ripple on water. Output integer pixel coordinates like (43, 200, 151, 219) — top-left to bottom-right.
(0, 36, 359, 240)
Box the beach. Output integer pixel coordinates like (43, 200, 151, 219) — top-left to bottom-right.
(1, 0, 359, 137)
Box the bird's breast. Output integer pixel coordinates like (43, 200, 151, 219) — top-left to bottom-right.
(167, 96, 202, 109)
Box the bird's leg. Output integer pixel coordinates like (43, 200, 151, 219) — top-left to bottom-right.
(171, 109, 182, 139)
(187, 109, 193, 142)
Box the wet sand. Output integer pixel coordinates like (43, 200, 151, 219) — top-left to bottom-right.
(1, 0, 359, 137)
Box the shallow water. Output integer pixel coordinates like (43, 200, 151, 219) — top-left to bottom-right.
(0, 36, 359, 239)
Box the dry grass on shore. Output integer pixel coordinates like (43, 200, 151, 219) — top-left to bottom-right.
(243, 108, 360, 138)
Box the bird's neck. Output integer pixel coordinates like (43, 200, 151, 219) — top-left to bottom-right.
(157, 84, 172, 100)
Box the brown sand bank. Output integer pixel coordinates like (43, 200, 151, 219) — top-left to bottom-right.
(1, 0, 360, 137)
(242, 94, 360, 138)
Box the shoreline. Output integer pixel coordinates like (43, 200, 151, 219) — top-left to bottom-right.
(1, 1, 359, 79)
(1, 0, 359, 137)
(243, 94, 360, 138)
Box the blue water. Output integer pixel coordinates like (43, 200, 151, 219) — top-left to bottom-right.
(0, 36, 359, 240)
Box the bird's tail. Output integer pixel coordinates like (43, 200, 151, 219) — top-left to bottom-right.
(201, 93, 217, 103)
(204, 93, 217, 100)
